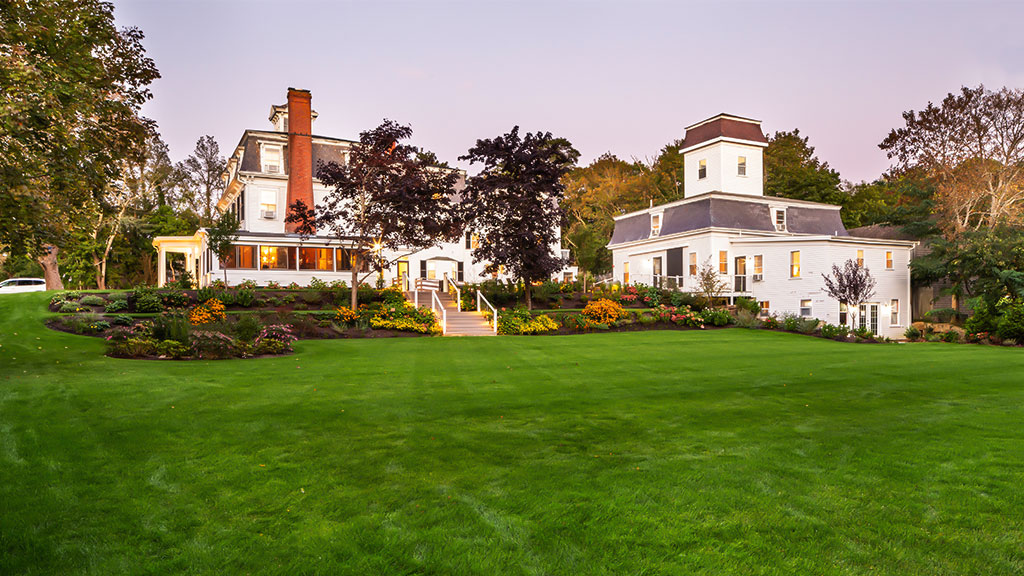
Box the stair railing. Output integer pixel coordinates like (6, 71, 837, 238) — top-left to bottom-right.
(476, 290, 499, 335)
(431, 289, 447, 335)
(444, 273, 461, 311)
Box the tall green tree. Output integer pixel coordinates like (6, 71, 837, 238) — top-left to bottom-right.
(764, 129, 844, 205)
(461, 127, 579, 309)
(177, 135, 226, 226)
(0, 0, 159, 288)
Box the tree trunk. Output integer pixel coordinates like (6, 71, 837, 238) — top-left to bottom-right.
(37, 245, 64, 291)
(351, 252, 360, 310)
(525, 281, 533, 310)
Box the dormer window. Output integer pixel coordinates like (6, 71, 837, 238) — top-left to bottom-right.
(262, 145, 282, 174)
(698, 159, 707, 180)
(774, 209, 787, 231)
(650, 213, 662, 237)
(737, 156, 747, 176)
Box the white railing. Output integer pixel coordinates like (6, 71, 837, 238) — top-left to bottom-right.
(444, 273, 461, 311)
(431, 289, 447, 335)
(476, 290, 498, 335)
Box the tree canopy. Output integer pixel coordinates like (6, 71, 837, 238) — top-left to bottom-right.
(460, 127, 579, 308)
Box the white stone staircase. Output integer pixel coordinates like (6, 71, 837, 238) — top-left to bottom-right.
(406, 289, 496, 336)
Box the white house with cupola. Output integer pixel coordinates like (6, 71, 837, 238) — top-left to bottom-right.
(153, 88, 575, 292)
(607, 114, 915, 338)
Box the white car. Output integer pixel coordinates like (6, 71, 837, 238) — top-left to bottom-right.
(0, 278, 47, 293)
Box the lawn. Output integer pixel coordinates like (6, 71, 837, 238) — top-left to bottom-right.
(1, 292, 1023, 575)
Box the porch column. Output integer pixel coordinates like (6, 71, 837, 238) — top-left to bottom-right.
(157, 246, 166, 287)
(186, 251, 195, 284)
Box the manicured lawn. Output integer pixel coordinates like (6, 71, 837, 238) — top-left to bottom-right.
(1, 292, 1023, 575)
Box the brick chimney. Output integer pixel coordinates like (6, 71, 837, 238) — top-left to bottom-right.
(286, 88, 313, 233)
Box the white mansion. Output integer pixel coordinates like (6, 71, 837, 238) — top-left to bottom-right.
(607, 114, 915, 338)
(154, 88, 574, 291)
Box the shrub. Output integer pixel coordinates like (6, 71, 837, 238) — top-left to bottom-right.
(733, 309, 761, 329)
(104, 299, 128, 313)
(700, 308, 732, 327)
(996, 300, 1024, 341)
(80, 294, 106, 306)
(301, 291, 322, 305)
(942, 330, 962, 343)
(189, 299, 226, 325)
(821, 323, 851, 340)
(782, 313, 801, 332)
(254, 324, 298, 352)
(161, 289, 190, 308)
(154, 339, 190, 359)
(638, 312, 657, 325)
(335, 306, 359, 325)
(235, 288, 256, 308)
(132, 287, 163, 313)
(795, 317, 820, 334)
(496, 308, 559, 335)
(59, 301, 87, 313)
(371, 303, 440, 334)
(111, 314, 134, 326)
(191, 330, 238, 359)
(762, 315, 779, 329)
(903, 326, 922, 341)
(582, 298, 625, 324)
(152, 311, 190, 344)
(166, 271, 194, 290)
(108, 291, 129, 301)
(853, 327, 875, 341)
(734, 297, 761, 315)
(309, 277, 329, 290)
(640, 285, 662, 307)
(282, 294, 296, 305)
(964, 299, 999, 334)
(107, 337, 156, 358)
(196, 286, 217, 303)
(232, 314, 263, 342)
(61, 313, 110, 334)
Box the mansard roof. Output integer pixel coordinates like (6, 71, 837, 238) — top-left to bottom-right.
(608, 192, 849, 246)
(681, 114, 768, 151)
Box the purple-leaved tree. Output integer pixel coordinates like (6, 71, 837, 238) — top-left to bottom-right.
(822, 259, 877, 329)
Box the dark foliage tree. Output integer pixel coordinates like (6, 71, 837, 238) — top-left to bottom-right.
(822, 259, 877, 328)
(177, 136, 226, 226)
(764, 130, 844, 205)
(880, 85, 1024, 236)
(911, 226, 1024, 311)
(460, 127, 579, 309)
(286, 120, 462, 309)
(0, 0, 159, 288)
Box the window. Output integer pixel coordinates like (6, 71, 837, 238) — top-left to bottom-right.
(299, 247, 334, 271)
(759, 301, 770, 317)
(650, 213, 662, 237)
(800, 299, 812, 317)
(737, 156, 747, 176)
(259, 246, 295, 270)
(790, 251, 801, 278)
(719, 251, 728, 274)
(262, 145, 282, 174)
(623, 261, 630, 285)
(890, 299, 900, 325)
(335, 248, 368, 272)
(688, 252, 697, 276)
(754, 254, 763, 275)
(260, 190, 277, 218)
(774, 209, 786, 231)
(221, 245, 256, 269)
(465, 232, 472, 249)
(856, 249, 864, 267)
(839, 303, 848, 325)
(698, 159, 707, 179)
(886, 251, 894, 269)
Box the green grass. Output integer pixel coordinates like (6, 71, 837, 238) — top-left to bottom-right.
(1, 292, 1023, 575)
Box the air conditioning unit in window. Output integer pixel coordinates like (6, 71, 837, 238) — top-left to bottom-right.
(753, 274, 763, 282)
(261, 210, 276, 219)
(775, 224, 786, 232)
(266, 165, 280, 174)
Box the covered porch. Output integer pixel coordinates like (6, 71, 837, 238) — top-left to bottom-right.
(152, 231, 208, 288)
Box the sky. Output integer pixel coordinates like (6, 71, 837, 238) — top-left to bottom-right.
(114, 0, 1024, 183)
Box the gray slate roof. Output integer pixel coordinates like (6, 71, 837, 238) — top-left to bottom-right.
(609, 195, 849, 246)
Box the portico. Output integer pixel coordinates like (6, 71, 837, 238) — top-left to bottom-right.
(152, 231, 208, 287)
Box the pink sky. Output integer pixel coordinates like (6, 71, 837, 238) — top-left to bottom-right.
(115, 0, 1024, 183)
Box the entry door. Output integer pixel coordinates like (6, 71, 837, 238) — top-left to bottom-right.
(396, 260, 409, 287)
(652, 257, 663, 287)
(734, 257, 747, 292)
(859, 303, 879, 334)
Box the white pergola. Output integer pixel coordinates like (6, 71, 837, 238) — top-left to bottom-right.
(152, 230, 208, 288)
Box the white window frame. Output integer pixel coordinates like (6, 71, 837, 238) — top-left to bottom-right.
(650, 212, 662, 237)
(790, 250, 801, 278)
(261, 144, 283, 174)
(774, 209, 787, 232)
(890, 299, 900, 326)
(800, 299, 812, 317)
(698, 159, 707, 180)
(885, 251, 894, 270)
(259, 189, 278, 219)
(737, 155, 747, 176)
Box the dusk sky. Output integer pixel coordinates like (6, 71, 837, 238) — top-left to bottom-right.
(115, 0, 1024, 183)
